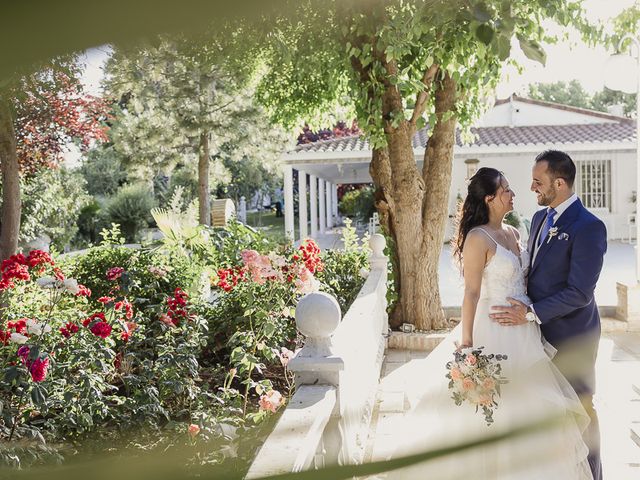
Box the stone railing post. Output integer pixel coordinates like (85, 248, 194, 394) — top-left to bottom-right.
(288, 292, 344, 465)
(369, 233, 387, 270)
(238, 196, 247, 224)
(369, 233, 389, 339)
(289, 291, 343, 387)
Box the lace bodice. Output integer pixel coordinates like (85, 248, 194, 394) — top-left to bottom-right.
(473, 228, 530, 304)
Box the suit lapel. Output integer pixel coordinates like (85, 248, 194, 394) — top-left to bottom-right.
(528, 210, 545, 269)
(530, 199, 583, 274)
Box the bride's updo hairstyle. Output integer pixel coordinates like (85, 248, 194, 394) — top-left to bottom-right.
(452, 167, 504, 266)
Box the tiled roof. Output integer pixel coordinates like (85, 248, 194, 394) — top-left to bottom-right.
(293, 121, 636, 154)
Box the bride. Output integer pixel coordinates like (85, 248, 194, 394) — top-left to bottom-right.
(384, 167, 593, 479)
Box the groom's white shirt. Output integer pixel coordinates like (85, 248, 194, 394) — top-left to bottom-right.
(531, 193, 578, 263)
(529, 193, 578, 322)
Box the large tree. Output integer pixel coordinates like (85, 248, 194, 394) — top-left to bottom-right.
(527, 80, 636, 117)
(103, 37, 285, 225)
(253, 0, 593, 330)
(527, 80, 592, 109)
(0, 60, 109, 260)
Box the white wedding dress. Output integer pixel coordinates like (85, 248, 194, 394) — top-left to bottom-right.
(382, 228, 593, 480)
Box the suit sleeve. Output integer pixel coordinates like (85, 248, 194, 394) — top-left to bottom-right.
(531, 219, 607, 324)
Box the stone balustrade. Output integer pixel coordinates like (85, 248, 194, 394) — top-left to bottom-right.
(245, 233, 389, 478)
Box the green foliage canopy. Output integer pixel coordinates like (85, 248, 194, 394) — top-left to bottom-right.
(253, 0, 594, 147)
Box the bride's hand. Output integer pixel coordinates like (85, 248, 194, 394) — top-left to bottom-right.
(455, 340, 472, 353)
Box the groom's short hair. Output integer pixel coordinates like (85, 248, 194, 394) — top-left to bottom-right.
(535, 150, 576, 188)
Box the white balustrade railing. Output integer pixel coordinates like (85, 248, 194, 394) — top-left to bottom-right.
(245, 233, 389, 478)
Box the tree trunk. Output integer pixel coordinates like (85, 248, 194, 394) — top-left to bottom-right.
(0, 99, 20, 261)
(198, 131, 210, 225)
(369, 74, 457, 331)
(419, 73, 458, 330)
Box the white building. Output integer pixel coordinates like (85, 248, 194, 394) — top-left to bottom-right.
(282, 95, 637, 241)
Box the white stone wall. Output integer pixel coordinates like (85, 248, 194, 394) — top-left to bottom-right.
(477, 100, 619, 127)
(442, 148, 636, 241)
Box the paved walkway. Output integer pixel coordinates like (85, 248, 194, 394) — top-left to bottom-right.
(365, 333, 640, 479)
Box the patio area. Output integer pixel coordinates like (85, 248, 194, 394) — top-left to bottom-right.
(365, 332, 640, 479)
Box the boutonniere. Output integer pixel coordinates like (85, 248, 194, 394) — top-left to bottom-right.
(546, 226, 559, 244)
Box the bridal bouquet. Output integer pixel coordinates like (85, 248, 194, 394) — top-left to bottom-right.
(445, 347, 509, 426)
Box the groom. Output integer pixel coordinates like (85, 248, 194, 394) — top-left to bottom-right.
(490, 150, 607, 480)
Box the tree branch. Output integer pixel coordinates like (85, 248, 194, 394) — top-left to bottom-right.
(409, 63, 439, 136)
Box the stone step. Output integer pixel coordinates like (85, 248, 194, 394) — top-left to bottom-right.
(602, 317, 632, 333)
(387, 332, 448, 351)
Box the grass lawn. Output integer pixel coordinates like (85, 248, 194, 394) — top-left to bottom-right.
(246, 210, 300, 243)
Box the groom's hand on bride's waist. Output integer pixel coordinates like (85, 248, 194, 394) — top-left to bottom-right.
(490, 298, 528, 326)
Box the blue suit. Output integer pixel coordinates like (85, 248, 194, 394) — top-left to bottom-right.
(527, 198, 607, 480)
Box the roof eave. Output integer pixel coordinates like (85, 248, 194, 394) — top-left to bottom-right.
(282, 140, 636, 163)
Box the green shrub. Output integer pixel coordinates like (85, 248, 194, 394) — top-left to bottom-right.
(105, 184, 156, 242)
(18, 168, 91, 250)
(79, 146, 128, 197)
(504, 211, 522, 229)
(339, 186, 376, 222)
(75, 199, 109, 246)
(317, 218, 369, 312)
(0, 219, 371, 472)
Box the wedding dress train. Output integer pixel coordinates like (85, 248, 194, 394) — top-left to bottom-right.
(382, 229, 593, 479)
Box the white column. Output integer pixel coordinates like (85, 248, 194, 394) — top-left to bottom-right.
(298, 169, 308, 240)
(326, 181, 333, 229)
(332, 184, 339, 222)
(238, 196, 247, 224)
(283, 165, 295, 242)
(319, 179, 326, 233)
(310, 174, 318, 238)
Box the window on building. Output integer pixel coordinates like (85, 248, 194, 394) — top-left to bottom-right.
(465, 159, 479, 179)
(575, 159, 611, 212)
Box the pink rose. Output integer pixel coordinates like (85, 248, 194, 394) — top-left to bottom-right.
(258, 390, 283, 413)
(106, 267, 125, 281)
(159, 314, 175, 327)
(465, 354, 477, 366)
(29, 357, 49, 382)
(450, 367, 463, 380)
(462, 378, 476, 391)
(277, 347, 296, 367)
(188, 424, 200, 437)
(241, 249, 260, 266)
(483, 378, 496, 390)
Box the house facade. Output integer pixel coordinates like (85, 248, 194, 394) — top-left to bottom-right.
(281, 96, 637, 242)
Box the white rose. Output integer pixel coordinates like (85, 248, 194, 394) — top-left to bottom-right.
(36, 276, 57, 289)
(9, 332, 28, 344)
(26, 319, 51, 336)
(26, 318, 40, 335)
(268, 252, 286, 268)
(63, 278, 80, 295)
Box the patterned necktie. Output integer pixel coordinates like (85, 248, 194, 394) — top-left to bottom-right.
(538, 207, 557, 247)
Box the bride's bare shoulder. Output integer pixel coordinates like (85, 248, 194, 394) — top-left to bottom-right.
(464, 228, 493, 250)
(504, 224, 521, 241)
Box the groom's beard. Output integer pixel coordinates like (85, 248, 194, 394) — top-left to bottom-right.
(536, 187, 557, 207)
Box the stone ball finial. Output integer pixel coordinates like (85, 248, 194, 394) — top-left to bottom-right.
(295, 292, 341, 339)
(369, 233, 386, 257)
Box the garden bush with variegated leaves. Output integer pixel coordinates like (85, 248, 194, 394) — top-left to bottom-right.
(0, 221, 368, 475)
